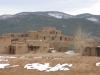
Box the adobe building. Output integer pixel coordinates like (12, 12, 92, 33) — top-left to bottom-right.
(82, 40, 100, 56)
(0, 27, 73, 54)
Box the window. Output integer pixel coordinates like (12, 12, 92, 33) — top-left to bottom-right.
(65, 37, 67, 41)
(44, 36, 46, 40)
(52, 36, 55, 40)
(60, 36, 62, 41)
(56, 32, 57, 34)
(50, 31, 55, 34)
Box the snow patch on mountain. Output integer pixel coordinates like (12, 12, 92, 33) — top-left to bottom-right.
(48, 13, 63, 19)
(0, 15, 13, 19)
(87, 17, 99, 22)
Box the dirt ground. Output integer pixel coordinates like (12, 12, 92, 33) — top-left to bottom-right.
(0, 53, 100, 75)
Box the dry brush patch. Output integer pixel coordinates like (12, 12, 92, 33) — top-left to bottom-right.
(0, 53, 100, 75)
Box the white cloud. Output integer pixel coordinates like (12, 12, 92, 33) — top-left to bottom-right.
(69, 0, 100, 15)
(0, 0, 99, 15)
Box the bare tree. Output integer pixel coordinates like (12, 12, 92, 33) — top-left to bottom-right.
(74, 26, 94, 54)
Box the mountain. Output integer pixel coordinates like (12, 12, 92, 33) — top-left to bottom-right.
(14, 11, 74, 19)
(0, 11, 100, 38)
(76, 13, 100, 23)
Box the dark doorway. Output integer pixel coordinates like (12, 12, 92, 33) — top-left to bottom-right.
(85, 47, 91, 56)
(28, 45, 40, 52)
(96, 47, 100, 56)
(9, 46, 16, 54)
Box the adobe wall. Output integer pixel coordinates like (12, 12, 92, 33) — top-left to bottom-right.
(0, 36, 11, 54)
(15, 44, 28, 54)
(82, 47, 96, 56)
(10, 41, 28, 54)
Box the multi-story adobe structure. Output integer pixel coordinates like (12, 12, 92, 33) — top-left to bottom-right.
(0, 27, 73, 54)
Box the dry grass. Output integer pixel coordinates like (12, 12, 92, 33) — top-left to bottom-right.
(0, 53, 100, 75)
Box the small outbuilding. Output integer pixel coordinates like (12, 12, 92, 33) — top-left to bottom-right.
(83, 46, 100, 56)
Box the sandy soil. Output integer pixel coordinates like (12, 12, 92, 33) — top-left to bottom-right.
(0, 53, 100, 75)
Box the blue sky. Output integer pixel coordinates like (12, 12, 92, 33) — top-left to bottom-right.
(0, 0, 99, 15)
